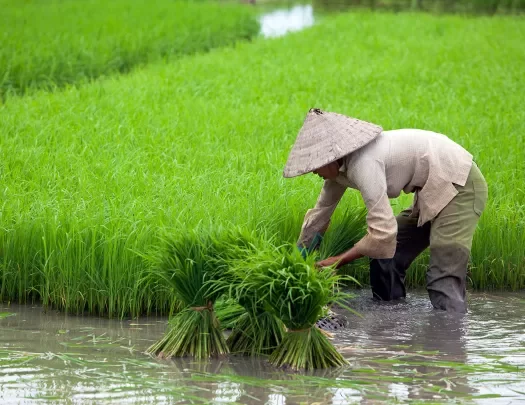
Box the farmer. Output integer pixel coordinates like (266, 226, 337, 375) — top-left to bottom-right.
(284, 108, 488, 313)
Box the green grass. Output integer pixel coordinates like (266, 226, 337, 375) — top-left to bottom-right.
(313, 0, 525, 14)
(0, 11, 524, 316)
(0, 0, 259, 98)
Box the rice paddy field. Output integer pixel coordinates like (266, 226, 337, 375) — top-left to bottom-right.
(1, 0, 524, 318)
(1, 0, 525, 402)
(0, 0, 259, 97)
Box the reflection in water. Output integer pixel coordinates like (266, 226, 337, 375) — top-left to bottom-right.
(259, 5, 315, 38)
(0, 292, 524, 404)
(337, 293, 474, 401)
(267, 394, 286, 405)
(214, 381, 243, 403)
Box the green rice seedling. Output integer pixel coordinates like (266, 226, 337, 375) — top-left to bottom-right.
(231, 247, 354, 370)
(319, 208, 367, 260)
(318, 208, 368, 281)
(148, 306, 227, 359)
(146, 231, 230, 359)
(215, 297, 246, 330)
(0, 11, 523, 318)
(0, 0, 259, 97)
(226, 310, 285, 356)
(207, 231, 286, 355)
(221, 265, 286, 356)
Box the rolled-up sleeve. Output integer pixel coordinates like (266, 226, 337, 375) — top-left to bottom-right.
(297, 179, 346, 248)
(351, 159, 397, 259)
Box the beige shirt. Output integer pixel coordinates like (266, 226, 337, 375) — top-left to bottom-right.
(298, 129, 473, 259)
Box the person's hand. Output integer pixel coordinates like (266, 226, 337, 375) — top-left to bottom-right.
(316, 256, 342, 269)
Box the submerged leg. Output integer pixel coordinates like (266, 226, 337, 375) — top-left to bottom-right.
(427, 245, 470, 313)
(370, 208, 430, 301)
(427, 164, 488, 313)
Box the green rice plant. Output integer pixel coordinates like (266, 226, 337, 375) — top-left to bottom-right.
(146, 231, 230, 358)
(0, 11, 523, 318)
(317, 208, 369, 282)
(215, 297, 246, 330)
(220, 263, 286, 356)
(226, 311, 285, 356)
(231, 247, 354, 370)
(204, 231, 286, 355)
(318, 208, 367, 260)
(147, 306, 227, 359)
(0, 0, 259, 98)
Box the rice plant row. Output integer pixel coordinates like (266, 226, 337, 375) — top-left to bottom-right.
(0, 12, 523, 318)
(0, 0, 259, 98)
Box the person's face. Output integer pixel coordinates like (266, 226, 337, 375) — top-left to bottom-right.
(312, 161, 339, 180)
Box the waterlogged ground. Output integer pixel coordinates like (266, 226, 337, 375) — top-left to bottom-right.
(1, 291, 524, 404)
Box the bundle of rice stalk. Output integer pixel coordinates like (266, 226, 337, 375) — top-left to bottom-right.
(210, 237, 286, 355)
(319, 208, 367, 260)
(225, 296, 285, 356)
(146, 231, 230, 359)
(215, 297, 246, 330)
(232, 247, 353, 370)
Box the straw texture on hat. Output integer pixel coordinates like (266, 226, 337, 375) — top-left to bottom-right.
(283, 108, 383, 178)
(283, 109, 383, 178)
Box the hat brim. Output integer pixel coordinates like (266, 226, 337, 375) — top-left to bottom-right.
(283, 109, 383, 178)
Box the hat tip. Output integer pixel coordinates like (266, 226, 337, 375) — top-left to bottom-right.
(308, 108, 323, 115)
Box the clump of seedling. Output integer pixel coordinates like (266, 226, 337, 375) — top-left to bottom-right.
(146, 231, 230, 359)
(231, 247, 354, 370)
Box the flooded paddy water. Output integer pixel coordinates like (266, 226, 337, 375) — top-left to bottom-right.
(259, 5, 315, 38)
(1, 291, 524, 404)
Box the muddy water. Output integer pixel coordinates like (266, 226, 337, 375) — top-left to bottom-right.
(1, 291, 524, 404)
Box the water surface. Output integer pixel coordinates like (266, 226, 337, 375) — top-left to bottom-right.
(259, 4, 315, 38)
(1, 291, 524, 404)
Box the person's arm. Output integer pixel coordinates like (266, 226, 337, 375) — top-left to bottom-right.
(316, 246, 363, 268)
(317, 159, 397, 268)
(297, 179, 346, 257)
(352, 158, 397, 259)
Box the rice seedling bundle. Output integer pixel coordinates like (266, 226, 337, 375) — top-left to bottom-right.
(146, 231, 230, 359)
(203, 231, 286, 355)
(232, 248, 353, 370)
(318, 208, 367, 261)
(215, 297, 246, 330)
(227, 310, 285, 356)
(223, 278, 285, 356)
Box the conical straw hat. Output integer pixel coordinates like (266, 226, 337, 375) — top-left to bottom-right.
(283, 108, 383, 178)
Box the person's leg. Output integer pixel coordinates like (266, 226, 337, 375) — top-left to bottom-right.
(370, 208, 431, 301)
(427, 163, 488, 313)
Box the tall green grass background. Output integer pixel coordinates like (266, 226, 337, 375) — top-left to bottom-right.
(0, 0, 259, 98)
(0, 2, 523, 317)
(313, 0, 525, 14)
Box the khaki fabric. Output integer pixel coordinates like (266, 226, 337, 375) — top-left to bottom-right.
(429, 162, 488, 250)
(369, 163, 488, 312)
(298, 129, 474, 259)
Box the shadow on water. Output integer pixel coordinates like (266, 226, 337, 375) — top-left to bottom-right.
(1, 291, 524, 403)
